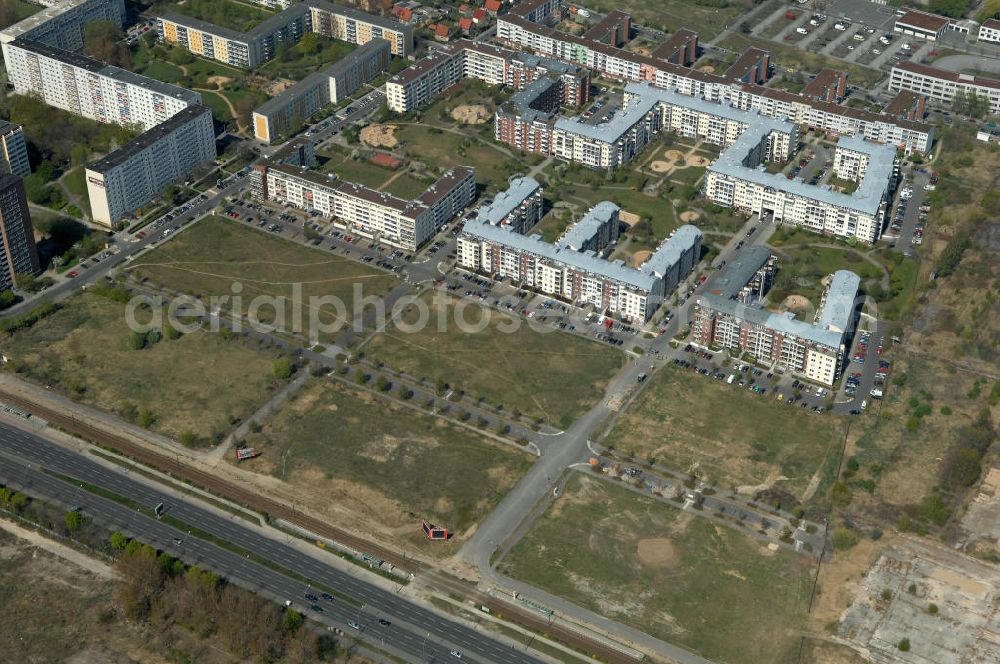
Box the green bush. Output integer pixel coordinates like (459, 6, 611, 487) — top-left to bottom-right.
(831, 527, 858, 551)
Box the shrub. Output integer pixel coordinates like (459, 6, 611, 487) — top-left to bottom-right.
(831, 527, 858, 551)
(898, 638, 910, 652)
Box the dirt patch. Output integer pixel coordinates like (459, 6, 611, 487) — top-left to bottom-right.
(619, 210, 641, 226)
(781, 294, 811, 312)
(664, 149, 684, 161)
(631, 250, 653, 267)
(361, 124, 399, 149)
(679, 211, 700, 223)
(689, 155, 711, 167)
(263, 78, 295, 96)
(207, 75, 233, 87)
(451, 104, 491, 124)
(650, 160, 672, 173)
(637, 537, 677, 568)
(699, 65, 716, 73)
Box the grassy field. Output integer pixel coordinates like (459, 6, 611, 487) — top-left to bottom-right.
(575, 0, 751, 39)
(1, 292, 284, 442)
(500, 474, 816, 664)
(239, 379, 534, 548)
(364, 293, 624, 428)
(768, 245, 884, 309)
(197, 90, 235, 122)
(318, 147, 430, 198)
(393, 125, 523, 194)
(604, 364, 846, 500)
(157, 0, 273, 32)
(127, 216, 397, 338)
(259, 37, 356, 79)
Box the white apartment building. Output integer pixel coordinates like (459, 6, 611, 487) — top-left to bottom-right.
(0, 0, 125, 54)
(86, 105, 216, 227)
(889, 62, 1000, 114)
(693, 269, 860, 386)
(496, 0, 934, 153)
(457, 180, 702, 321)
(705, 128, 898, 244)
(259, 164, 475, 250)
(3, 39, 201, 131)
(0, 121, 31, 178)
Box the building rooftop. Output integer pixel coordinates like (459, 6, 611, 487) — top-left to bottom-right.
(0, 0, 105, 41)
(87, 105, 212, 173)
(305, 0, 411, 32)
(817, 269, 860, 334)
(709, 123, 896, 216)
(415, 165, 475, 207)
(883, 89, 923, 117)
(642, 224, 702, 279)
(724, 47, 768, 82)
(896, 9, 950, 33)
(555, 201, 618, 250)
(650, 28, 698, 63)
(157, 10, 248, 42)
(705, 244, 772, 299)
(474, 176, 541, 226)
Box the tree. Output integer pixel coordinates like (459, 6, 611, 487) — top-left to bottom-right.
(831, 527, 858, 551)
(273, 358, 295, 379)
(70, 144, 90, 168)
(110, 531, 128, 550)
(65, 509, 82, 531)
(84, 21, 131, 68)
(898, 638, 911, 652)
(0, 0, 19, 30)
(0, 289, 16, 310)
(138, 408, 155, 428)
(945, 446, 982, 488)
(128, 331, 148, 350)
(299, 32, 320, 54)
(283, 608, 304, 632)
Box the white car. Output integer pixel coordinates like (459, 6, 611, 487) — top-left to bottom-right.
(450, 651, 463, 659)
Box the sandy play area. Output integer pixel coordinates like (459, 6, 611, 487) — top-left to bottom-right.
(451, 104, 491, 124)
(679, 211, 700, 223)
(631, 250, 653, 267)
(698, 65, 716, 74)
(361, 124, 399, 148)
(207, 75, 233, 88)
(688, 155, 710, 167)
(781, 295, 812, 312)
(650, 160, 671, 173)
(619, 210, 641, 227)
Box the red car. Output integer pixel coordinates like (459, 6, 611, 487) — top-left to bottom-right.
(137, 231, 146, 238)
(67, 270, 78, 278)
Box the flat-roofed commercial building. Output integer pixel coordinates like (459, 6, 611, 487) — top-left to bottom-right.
(457, 179, 701, 321)
(257, 164, 475, 250)
(0, 122, 30, 178)
(0, 174, 41, 292)
(252, 38, 390, 142)
(693, 264, 860, 386)
(894, 10, 950, 41)
(86, 105, 216, 227)
(3, 38, 201, 131)
(889, 61, 1000, 114)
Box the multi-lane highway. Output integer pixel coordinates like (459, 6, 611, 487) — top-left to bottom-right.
(0, 421, 543, 664)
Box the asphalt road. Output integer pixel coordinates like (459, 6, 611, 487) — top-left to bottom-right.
(0, 422, 543, 664)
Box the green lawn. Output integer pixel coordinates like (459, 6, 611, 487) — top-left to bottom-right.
(239, 378, 534, 549)
(769, 245, 884, 309)
(393, 125, 521, 194)
(196, 91, 234, 122)
(134, 59, 185, 84)
(574, 0, 748, 39)
(1, 292, 285, 443)
(364, 293, 625, 428)
(604, 363, 845, 500)
(62, 167, 91, 217)
(157, 0, 273, 32)
(500, 474, 815, 664)
(259, 38, 356, 79)
(126, 216, 398, 339)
